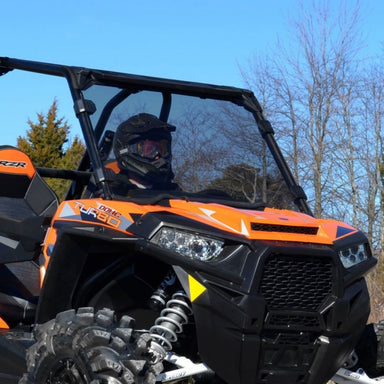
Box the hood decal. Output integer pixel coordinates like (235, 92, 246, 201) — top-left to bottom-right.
(336, 225, 356, 239)
(57, 201, 133, 231)
(59, 202, 81, 220)
(199, 208, 249, 236)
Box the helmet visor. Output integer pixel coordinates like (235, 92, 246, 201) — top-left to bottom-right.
(121, 139, 170, 160)
(138, 139, 170, 159)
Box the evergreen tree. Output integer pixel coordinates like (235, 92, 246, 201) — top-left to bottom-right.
(17, 100, 85, 200)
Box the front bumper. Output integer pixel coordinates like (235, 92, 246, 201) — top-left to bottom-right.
(187, 242, 373, 384)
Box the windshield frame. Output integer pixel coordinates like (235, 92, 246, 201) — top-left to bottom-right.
(0, 57, 312, 215)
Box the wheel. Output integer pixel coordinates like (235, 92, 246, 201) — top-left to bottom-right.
(18, 307, 163, 384)
(354, 320, 384, 377)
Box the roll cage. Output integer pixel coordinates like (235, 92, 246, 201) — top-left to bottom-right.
(0, 56, 311, 215)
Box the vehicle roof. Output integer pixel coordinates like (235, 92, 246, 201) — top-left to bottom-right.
(0, 57, 257, 102)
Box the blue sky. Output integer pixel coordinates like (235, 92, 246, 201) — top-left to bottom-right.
(0, 0, 383, 146)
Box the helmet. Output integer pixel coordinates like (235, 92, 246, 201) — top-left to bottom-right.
(113, 113, 176, 184)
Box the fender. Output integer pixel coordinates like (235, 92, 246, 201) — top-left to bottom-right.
(36, 224, 142, 323)
(36, 230, 89, 323)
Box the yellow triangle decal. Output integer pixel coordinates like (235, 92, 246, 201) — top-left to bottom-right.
(188, 275, 206, 302)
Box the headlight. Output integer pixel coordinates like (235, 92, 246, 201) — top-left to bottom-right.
(338, 244, 369, 268)
(151, 227, 224, 261)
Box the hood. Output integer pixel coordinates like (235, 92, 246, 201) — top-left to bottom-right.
(167, 201, 359, 245)
(55, 199, 359, 245)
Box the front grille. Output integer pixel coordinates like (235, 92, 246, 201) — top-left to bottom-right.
(266, 313, 320, 329)
(260, 254, 334, 311)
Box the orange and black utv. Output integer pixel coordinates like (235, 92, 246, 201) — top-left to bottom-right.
(0, 57, 378, 384)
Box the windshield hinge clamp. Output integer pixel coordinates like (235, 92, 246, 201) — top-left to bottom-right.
(74, 99, 96, 116)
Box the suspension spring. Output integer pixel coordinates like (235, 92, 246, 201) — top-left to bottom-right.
(150, 291, 192, 353)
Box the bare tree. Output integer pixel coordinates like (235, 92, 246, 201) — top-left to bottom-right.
(357, 64, 384, 248)
(241, 0, 384, 320)
(242, 0, 364, 217)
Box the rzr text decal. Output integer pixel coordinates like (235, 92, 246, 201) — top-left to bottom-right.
(0, 160, 27, 168)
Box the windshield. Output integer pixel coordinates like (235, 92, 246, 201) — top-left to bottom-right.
(83, 85, 296, 210)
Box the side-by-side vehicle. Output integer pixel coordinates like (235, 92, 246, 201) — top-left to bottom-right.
(0, 57, 380, 384)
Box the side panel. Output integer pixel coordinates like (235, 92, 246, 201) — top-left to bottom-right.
(36, 231, 89, 323)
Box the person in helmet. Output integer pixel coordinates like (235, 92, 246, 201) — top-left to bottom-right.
(107, 113, 178, 194)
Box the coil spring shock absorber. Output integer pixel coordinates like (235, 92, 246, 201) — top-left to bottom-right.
(150, 291, 192, 357)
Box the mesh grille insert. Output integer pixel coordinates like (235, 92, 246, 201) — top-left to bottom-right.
(260, 254, 333, 311)
(266, 313, 320, 329)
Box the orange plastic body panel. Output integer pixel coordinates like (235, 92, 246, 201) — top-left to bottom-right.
(105, 161, 120, 173)
(0, 317, 9, 329)
(44, 198, 358, 251)
(40, 197, 360, 286)
(0, 148, 36, 178)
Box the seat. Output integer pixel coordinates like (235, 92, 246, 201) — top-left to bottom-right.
(0, 146, 59, 326)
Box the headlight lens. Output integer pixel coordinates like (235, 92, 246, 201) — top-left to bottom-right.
(338, 244, 369, 268)
(152, 227, 224, 261)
